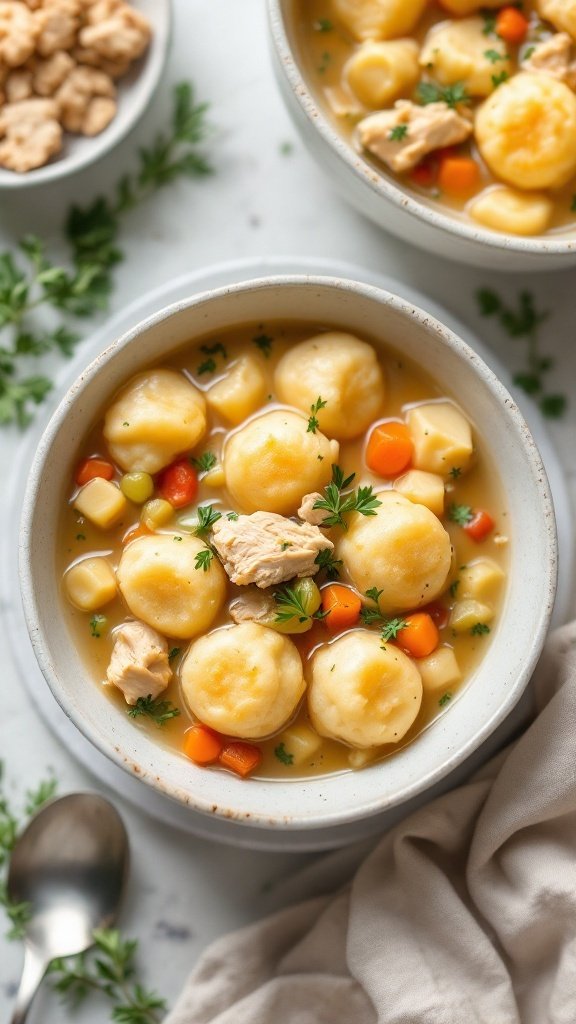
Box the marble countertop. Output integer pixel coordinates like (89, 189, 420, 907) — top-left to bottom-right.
(1, 1, 575, 1019)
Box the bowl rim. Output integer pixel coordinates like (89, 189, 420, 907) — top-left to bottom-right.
(267, 0, 576, 258)
(0, 0, 172, 190)
(19, 274, 558, 830)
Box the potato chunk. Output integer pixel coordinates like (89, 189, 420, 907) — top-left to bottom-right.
(393, 469, 444, 517)
(332, 0, 429, 42)
(420, 17, 512, 97)
(450, 599, 494, 632)
(468, 186, 553, 236)
(74, 477, 127, 529)
(181, 623, 305, 740)
(117, 534, 226, 640)
(275, 723, 322, 766)
(537, 0, 576, 43)
(64, 556, 117, 611)
(206, 354, 267, 426)
(337, 491, 452, 613)
(224, 410, 338, 515)
(103, 369, 207, 474)
(417, 646, 461, 694)
(308, 631, 422, 748)
(406, 402, 473, 476)
(475, 73, 576, 190)
(459, 558, 505, 603)
(274, 332, 385, 440)
(344, 39, 420, 108)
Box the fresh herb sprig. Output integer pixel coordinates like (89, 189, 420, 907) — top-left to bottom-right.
(313, 464, 382, 529)
(194, 548, 214, 572)
(307, 396, 327, 433)
(314, 547, 343, 580)
(380, 617, 408, 643)
(127, 695, 181, 727)
(416, 81, 470, 109)
(273, 583, 327, 625)
(194, 504, 222, 535)
(191, 451, 217, 473)
(0, 83, 212, 428)
(274, 742, 294, 765)
(476, 288, 565, 418)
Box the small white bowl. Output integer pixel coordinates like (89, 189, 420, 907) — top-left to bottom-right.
(20, 276, 557, 837)
(0, 0, 171, 190)
(267, 0, 576, 272)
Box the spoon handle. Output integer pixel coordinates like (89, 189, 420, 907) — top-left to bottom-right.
(10, 944, 48, 1024)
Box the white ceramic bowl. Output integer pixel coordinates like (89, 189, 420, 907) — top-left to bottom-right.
(267, 0, 576, 272)
(20, 275, 557, 836)
(0, 0, 171, 190)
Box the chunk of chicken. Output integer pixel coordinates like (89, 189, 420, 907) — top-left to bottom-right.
(229, 588, 276, 625)
(522, 33, 576, 90)
(33, 49, 75, 95)
(5, 68, 33, 102)
(56, 64, 116, 133)
(79, 1, 151, 63)
(73, 44, 130, 78)
(297, 492, 329, 527)
(0, 97, 62, 171)
(35, 0, 80, 58)
(106, 619, 172, 706)
(357, 100, 473, 173)
(0, 2, 38, 66)
(211, 511, 335, 589)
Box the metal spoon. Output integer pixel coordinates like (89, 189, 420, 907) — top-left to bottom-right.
(7, 792, 129, 1024)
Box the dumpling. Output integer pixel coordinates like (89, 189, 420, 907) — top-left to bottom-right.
(273, 333, 385, 441)
(344, 39, 420, 108)
(103, 369, 207, 474)
(308, 631, 422, 747)
(224, 410, 339, 515)
(468, 186, 553, 236)
(332, 0, 428, 42)
(337, 491, 452, 613)
(475, 73, 576, 190)
(181, 623, 305, 739)
(537, 0, 576, 42)
(117, 534, 226, 640)
(420, 18, 512, 97)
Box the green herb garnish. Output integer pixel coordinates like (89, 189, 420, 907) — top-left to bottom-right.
(438, 692, 452, 707)
(168, 647, 181, 661)
(227, 511, 239, 521)
(449, 579, 460, 598)
(307, 395, 327, 433)
(200, 341, 227, 359)
(484, 48, 506, 63)
(388, 125, 408, 142)
(194, 549, 214, 572)
(380, 617, 408, 643)
(471, 622, 491, 636)
(491, 70, 509, 87)
(127, 695, 181, 726)
(191, 451, 217, 473)
(89, 614, 107, 638)
(196, 357, 216, 376)
(449, 466, 462, 479)
(194, 504, 222, 534)
(448, 503, 473, 526)
(314, 547, 343, 579)
(312, 464, 381, 529)
(317, 51, 332, 74)
(417, 81, 469, 109)
(253, 333, 273, 357)
(482, 12, 497, 35)
(274, 743, 294, 765)
(314, 17, 333, 31)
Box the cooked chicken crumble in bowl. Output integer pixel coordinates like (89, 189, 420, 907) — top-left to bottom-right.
(268, 0, 576, 269)
(0, 0, 170, 184)
(20, 276, 556, 836)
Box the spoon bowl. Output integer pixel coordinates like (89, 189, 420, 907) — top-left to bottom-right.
(8, 793, 128, 1023)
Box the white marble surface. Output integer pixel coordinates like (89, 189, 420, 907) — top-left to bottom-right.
(1, 0, 576, 1019)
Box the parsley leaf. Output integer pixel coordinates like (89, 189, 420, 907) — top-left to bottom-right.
(438, 692, 452, 707)
(471, 622, 491, 636)
(196, 357, 216, 376)
(417, 81, 469, 109)
(253, 333, 273, 357)
(194, 504, 222, 534)
(312, 464, 381, 529)
(484, 48, 505, 63)
(127, 695, 181, 726)
(380, 618, 408, 643)
(314, 547, 343, 579)
(388, 124, 408, 141)
(191, 451, 217, 473)
(274, 743, 294, 765)
(314, 17, 333, 31)
(491, 70, 509, 87)
(307, 395, 327, 433)
(89, 614, 107, 638)
(448, 503, 473, 526)
(194, 549, 214, 572)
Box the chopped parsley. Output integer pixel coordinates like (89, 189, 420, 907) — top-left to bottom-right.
(227, 511, 239, 521)
(482, 12, 497, 36)
(449, 579, 460, 598)
(314, 547, 343, 580)
(448, 503, 473, 526)
(76, 532, 86, 541)
(196, 357, 216, 376)
(523, 45, 536, 59)
(449, 466, 462, 479)
(273, 582, 327, 625)
(280, 541, 293, 551)
(127, 695, 181, 727)
(194, 504, 222, 534)
(194, 549, 214, 572)
(279, 141, 294, 156)
(191, 451, 217, 473)
(416, 81, 469, 109)
(274, 742, 294, 765)
(388, 124, 408, 142)
(89, 614, 107, 638)
(173, 535, 182, 542)
(438, 692, 452, 707)
(253, 333, 273, 357)
(491, 70, 509, 87)
(312, 464, 381, 529)
(471, 622, 491, 636)
(360, 588, 385, 626)
(380, 617, 408, 643)
(366, 586, 384, 604)
(317, 51, 332, 74)
(168, 647, 181, 661)
(307, 395, 327, 433)
(314, 17, 333, 31)
(484, 48, 505, 63)
(200, 341, 227, 359)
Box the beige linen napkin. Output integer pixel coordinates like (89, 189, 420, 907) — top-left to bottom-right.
(165, 622, 576, 1024)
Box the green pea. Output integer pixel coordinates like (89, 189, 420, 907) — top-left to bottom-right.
(121, 472, 154, 504)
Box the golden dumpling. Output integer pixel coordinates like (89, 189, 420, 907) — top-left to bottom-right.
(308, 630, 422, 747)
(274, 332, 386, 441)
(420, 18, 512, 98)
(332, 0, 428, 41)
(181, 623, 305, 739)
(337, 491, 452, 613)
(224, 410, 338, 515)
(103, 369, 207, 474)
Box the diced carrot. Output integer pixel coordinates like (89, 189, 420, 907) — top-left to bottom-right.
(464, 509, 495, 542)
(122, 523, 153, 545)
(438, 156, 480, 197)
(366, 421, 412, 478)
(397, 613, 439, 658)
(421, 601, 449, 630)
(219, 741, 262, 778)
(410, 158, 437, 188)
(183, 725, 223, 765)
(496, 6, 529, 44)
(156, 460, 198, 509)
(76, 457, 114, 486)
(321, 584, 362, 634)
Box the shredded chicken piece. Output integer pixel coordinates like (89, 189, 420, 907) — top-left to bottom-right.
(33, 49, 75, 95)
(297, 492, 330, 527)
(73, 44, 129, 78)
(522, 33, 576, 89)
(211, 511, 335, 589)
(106, 619, 172, 706)
(357, 100, 473, 173)
(0, 97, 61, 171)
(0, 2, 38, 67)
(35, 0, 80, 58)
(5, 68, 33, 102)
(229, 588, 276, 626)
(56, 64, 115, 133)
(80, 1, 151, 63)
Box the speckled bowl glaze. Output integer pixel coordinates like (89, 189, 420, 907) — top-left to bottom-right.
(0, 0, 171, 190)
(20, 276, 557, 836)
(267, 0, 576, 271)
